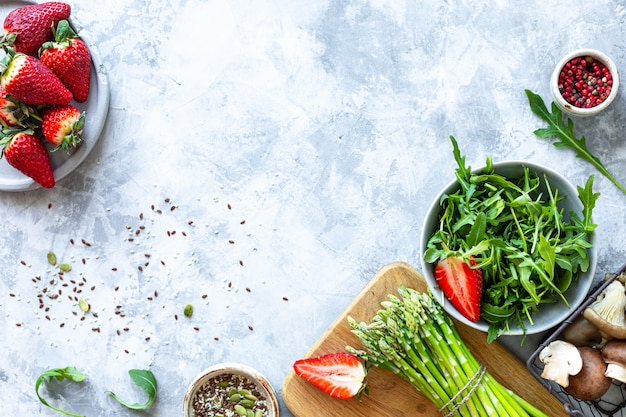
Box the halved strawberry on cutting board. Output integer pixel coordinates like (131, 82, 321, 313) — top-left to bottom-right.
(434, 255, 483, 322)
(293, 352, 367, 400)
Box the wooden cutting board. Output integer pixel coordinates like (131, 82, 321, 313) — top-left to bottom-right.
(282, 262, 567, 417)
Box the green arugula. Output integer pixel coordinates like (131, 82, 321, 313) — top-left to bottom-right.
(525, 89, 626, 194)
(424, 136, 598, 342)
(105, 369, 157, 410)
(35, 366, 85, 417)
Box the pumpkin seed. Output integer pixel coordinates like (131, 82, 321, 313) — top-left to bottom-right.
(78, 299, 90, 313)
(244, 394, 259, 402)
(234, 404, 247, 416)
(47, 251, 57, 265)
(238, 399, 255, 409)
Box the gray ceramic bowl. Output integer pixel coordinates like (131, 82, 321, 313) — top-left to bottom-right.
(182, 362, 279, 417)
(420, 161, 597, 335)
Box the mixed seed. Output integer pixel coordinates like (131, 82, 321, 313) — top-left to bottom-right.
(192, 373, 269, 417)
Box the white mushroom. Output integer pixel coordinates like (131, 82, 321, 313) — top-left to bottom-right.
(539, 340, 583, 388)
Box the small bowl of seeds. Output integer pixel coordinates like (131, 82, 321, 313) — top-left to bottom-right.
(182, 362, 279, 417)
(551, 48, 620, 117)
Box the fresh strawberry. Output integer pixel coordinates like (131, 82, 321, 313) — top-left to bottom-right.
(40, 20, 91, 103)
(0, 50, 73, 106)
(41, 104, 85, 151)
(434, 255, 483, 322)
(0, 85, 38, 128)
(0, 129, 55, 188)
(1, 2, 71, 56)
(293, 352, 367, 400)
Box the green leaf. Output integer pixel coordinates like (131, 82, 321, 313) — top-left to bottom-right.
(105, 369, 157, 410)
(577, 175, 600, 232)
(35, 366, 85, 417)
(525, 89, 626, 194)
(467, 212, 486, 248)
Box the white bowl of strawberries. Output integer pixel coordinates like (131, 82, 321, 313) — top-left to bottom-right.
(420, 154, 597, 341)
(0, 1, 109, 191)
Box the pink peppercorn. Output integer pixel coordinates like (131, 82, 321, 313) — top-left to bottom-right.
(558, 55, 613, 109)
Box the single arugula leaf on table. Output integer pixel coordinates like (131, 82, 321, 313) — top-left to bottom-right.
(105, 369, 157, 410)
(525, 89, 626, 194)
(35, 366, 86, 417)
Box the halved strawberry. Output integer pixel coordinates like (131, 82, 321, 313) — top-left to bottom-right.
(41, 104, 85, 152)
(434, 255, 483, 322)
(293, 352, 367, 400)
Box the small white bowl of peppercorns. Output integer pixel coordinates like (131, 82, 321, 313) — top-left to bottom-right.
(551, 48, 620, 117)
(182, 362, 280, 417)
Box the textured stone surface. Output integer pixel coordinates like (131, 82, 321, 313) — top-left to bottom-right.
(1, 0, 626, 415)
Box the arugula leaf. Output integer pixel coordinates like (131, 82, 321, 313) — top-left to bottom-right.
(106, 369, 157, 410)
(35, 366, 85, 417)
(525, 89, 626, 194)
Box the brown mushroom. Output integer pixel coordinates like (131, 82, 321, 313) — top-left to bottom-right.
(562, 315, 603, 347)
(602, 339, 626, 384)
(583, 280, 626, 340)
(565, 347, 612, 401)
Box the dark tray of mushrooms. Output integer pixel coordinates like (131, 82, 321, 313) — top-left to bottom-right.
(527, 262, 626, 417)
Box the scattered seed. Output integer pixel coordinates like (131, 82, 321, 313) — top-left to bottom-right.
(78, 299, 90, 312)
(47, 251, 57, 265)
(58, 263, 72, 272)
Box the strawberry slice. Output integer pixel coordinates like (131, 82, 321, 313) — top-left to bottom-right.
(293, 352, 367, 400)
(434, 255, 483, 322)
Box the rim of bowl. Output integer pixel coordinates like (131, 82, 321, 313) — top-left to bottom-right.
(182, 362, 280, 417)
(550, 48, 620, 117)
(419, 160, 597, 335)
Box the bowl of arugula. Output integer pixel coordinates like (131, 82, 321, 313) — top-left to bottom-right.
(420, 136, 598, 342)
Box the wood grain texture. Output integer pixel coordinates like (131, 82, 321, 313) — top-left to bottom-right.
(282, 262, 568, 417)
